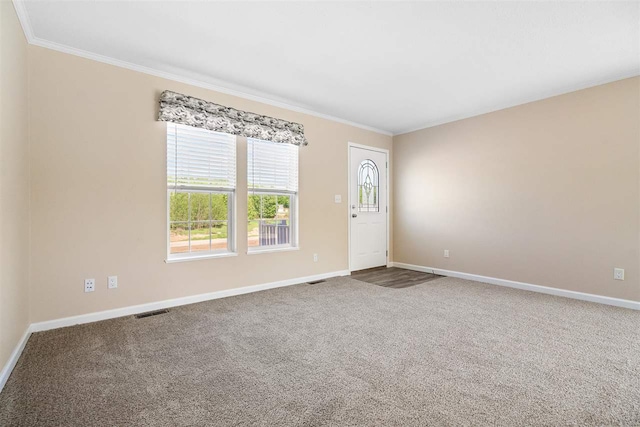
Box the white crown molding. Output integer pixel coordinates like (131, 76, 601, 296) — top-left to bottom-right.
(394, 70, 640, 136)
(11, 2, 640, 137)
(30, 37, 394, 137)
(390, 262, 640, 311)
(11, 1, 392, 137)
(12, 0, 34, 42)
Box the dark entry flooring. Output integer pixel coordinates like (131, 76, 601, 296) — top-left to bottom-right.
(351, 266, 442, 288)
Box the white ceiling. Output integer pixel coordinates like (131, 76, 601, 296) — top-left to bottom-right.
(16, 1, 640, 135)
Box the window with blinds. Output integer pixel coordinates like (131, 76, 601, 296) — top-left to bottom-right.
(167, 123, 236, 191)
(167, 123, 236, 260)
(247, 138, 299, 251)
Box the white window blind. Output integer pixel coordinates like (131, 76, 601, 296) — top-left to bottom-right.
(167, 123, 236, 190)
(248, 138, 299, 193)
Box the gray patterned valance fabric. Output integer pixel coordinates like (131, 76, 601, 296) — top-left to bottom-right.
(158, 90, 308, 146)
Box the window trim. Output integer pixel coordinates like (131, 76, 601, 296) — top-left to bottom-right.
(247, 246, 300, 256)
(165, 251, 238, 264)
(165, 123, 237, 262)
(247, 189, 298, 253)
(246, 137, 299, 253)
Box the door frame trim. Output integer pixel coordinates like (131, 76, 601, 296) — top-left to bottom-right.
(347, 142, 390, 272)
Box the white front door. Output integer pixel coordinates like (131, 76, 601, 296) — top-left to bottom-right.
(349, 145, 387, 271)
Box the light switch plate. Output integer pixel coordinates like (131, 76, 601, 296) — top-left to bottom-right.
(334, 195, 342, 203)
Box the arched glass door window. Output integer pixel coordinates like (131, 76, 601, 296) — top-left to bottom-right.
(358, 159, 379, 212)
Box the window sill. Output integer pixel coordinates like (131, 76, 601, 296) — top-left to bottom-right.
(165, 252, 238, 263)
(247, 246, 300, 255)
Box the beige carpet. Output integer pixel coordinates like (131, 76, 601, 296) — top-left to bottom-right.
(1, 275, 639, 426)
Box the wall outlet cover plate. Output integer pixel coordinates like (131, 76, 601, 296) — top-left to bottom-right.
(108, 276, 118, 289)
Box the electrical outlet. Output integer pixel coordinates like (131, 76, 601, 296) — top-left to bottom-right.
(108, 275, 118, 289)
(313, 253, 318, 262)
(444, 250, 450, 258)
(334, 195, 342, 203)
(614, 268, 625, 281)
(84, 278, 95, 293)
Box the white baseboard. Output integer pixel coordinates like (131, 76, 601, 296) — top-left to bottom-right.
(390, 262, 640, 310)
(9, 264, 635, 395)
(0, 270, 348, 394)
(30, 269, 350, 333)
(0, 326, 32, 393)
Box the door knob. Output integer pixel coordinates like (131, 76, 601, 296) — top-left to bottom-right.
(352, 214, 358, 218)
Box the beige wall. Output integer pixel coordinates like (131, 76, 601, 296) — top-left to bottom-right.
(0, 1, 30, 369)
(28, 46, 393, 323)
(394, 77, 640, 302)
(12, 31, 640, 330)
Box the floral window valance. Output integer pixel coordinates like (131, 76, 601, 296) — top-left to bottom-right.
(157, 90, 308, 146)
